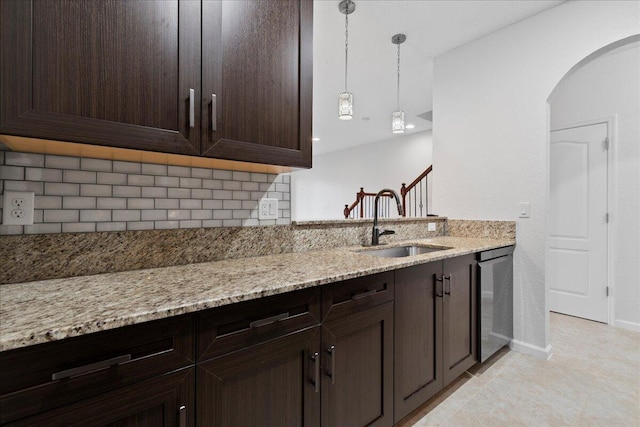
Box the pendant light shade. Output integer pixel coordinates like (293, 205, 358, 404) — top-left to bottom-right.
(338, 0, 355, 120)
(392, 33, 406, 133)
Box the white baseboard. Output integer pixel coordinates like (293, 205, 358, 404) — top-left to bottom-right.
(510, 339, 553, 360)
(614, 319, 640, 332)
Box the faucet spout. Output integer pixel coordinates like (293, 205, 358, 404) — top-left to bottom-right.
(371, 188, 404, 246)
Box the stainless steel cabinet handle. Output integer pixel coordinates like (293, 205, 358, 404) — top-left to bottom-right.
(435, 274, 444, 298)
(189, 88, 195, 128)
(211, 93, 217, 131)
(327, 345, 336, 384)
(444, 274, 452, 295)
(51, 354, 131, 381)
(352, 289, 376, 300)
(179, 405, 186, 427)
(249, 312, 290, 328)
(311, 352, 320, 393)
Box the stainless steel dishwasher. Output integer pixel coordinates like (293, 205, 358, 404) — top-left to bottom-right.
(477, 245, 514, 363)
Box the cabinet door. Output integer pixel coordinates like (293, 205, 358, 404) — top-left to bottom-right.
(196, 326, 320, 427)
(9, 368, 194, 427)
(0, 0, 201, 155)
(442, 254, 478, 385)
(201, 0, 312, 167)
(394, 262, 444, 422)
(321, 303, 394, 427)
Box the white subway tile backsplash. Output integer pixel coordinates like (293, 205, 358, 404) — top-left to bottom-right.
(63, 222, 97, 233)
(26, 167, 62, 182)
(1, 152, 291, 235)
(46, 155, 80, 170)
(0, 166, 25, 180)
(128, 174, 155, 186)
(141, 163, 167, 176)
(127, 221, 154, 231)
(213, 170, 232, 180)
(81, 158, 112, 172)
(80, 209, 111, 222)
(5, 180, 44, 194)
(168, 209, 190, 220)
(97, 172, 127, 185)
(45, 182, 80, 196)
(44, 210, 79, 223)
(113, 185, 141, 198)
(80, 184, 112, 197)
(113, 161, 141, 174)
(97, 222, 127, 232)
(127, 198, 154, 209)
(63, 197, 97, 209)
(5, 152, 45, 167)
(168, 165, 190, 177)
(63, 170, 97, 183)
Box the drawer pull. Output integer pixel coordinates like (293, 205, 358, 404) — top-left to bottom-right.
(211, 93, 217, 131)
(249, 312, 290, 328)
(51, 354, 131, 381)
(311, 352, 320, 393)
(444, 274, 452, 295)
(189, 88, 195, 128)
(179, 405, 187, 427)
(352, 289, 376, 300)
(327, 345, 336, 384)
(435, 274, 444, 298)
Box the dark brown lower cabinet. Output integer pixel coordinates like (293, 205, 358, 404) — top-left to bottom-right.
(321, 302, 394, 427)
(8, 368, 194, 427)
(394, 254, 477, 423)
(196, 326, 321, 426)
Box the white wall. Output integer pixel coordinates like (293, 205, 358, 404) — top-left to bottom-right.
(291, 131, 432, 220)
(550, 42, 640, 330)
(432, 1, 639, 357)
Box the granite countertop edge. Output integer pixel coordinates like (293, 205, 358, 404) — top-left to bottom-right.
(0, 236, 514, 352)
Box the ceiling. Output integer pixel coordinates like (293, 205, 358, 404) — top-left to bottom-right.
(312, 0, 565, 155)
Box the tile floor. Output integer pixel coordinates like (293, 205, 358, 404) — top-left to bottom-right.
(399, 312, 640, 426)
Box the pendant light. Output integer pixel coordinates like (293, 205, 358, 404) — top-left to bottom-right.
(392, 33, 406, 133)
(338, 0, 355, 120)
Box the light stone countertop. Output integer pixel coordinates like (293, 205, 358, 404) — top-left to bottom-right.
(0, 236, 514, 352)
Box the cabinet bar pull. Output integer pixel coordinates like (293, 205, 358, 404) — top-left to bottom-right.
(444, 274, 452, 295)
(179, 405, 186, 427)
(211, 93, 217, 131)
(435, 274, 444, 298)
(327, 345, 336, 384)
(311, 352, 320, 393)
(51, 354, 131, 381)
(352, 289, 376, 300)
(249, 312, 290, 328)
(189, 88, 195, 128)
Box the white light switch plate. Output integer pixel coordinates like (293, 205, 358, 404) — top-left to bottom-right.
(259, 198, 278, 220)
(519, 202, 530, 218)
(2, 191, 35, 225)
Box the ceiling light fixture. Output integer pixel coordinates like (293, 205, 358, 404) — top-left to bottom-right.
(392, 33, 406, 134)
(338, 0, 355, 120)
(312, 137, 320, 141)
(405, 124, 415, 129)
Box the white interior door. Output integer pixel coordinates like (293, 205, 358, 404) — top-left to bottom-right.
(548, 123, 608, 322)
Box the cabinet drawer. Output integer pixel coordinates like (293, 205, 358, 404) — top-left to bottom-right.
(322, 271, 394, 322)
(197, 288, 321, 362)
(0, 315, 193, 425)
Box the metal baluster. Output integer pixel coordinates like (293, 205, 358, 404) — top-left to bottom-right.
(419, 179, 423, 217)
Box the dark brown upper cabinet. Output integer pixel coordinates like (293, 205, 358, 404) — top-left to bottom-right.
(201, 0, 313, 167)
(0, 0, 201, 156)
(1, 0, 313, 168)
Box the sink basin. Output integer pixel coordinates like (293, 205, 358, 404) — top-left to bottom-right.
(357, 245, 450, 258)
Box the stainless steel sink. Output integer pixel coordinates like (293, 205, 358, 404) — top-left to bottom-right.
(356, 245, 450, 258)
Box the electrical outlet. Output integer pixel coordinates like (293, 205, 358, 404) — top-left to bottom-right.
(2, 191, 35, 225)
(258, 198, 278, 220)
(428, 222, 436, 232)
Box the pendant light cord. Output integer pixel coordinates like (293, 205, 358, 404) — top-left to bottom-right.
(396, 43, 401, 110)
(344, 9, 349, 92)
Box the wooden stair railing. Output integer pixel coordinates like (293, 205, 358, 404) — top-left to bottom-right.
(343, 166, 433, 219)
(343, 188, 393, 219)
(401, 165, 432, 218)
